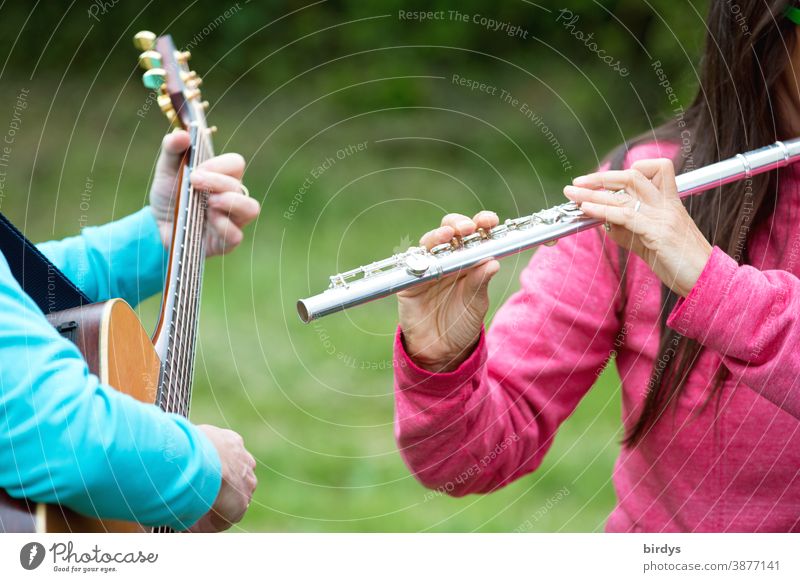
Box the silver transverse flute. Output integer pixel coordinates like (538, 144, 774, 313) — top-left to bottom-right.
(297, 138, 800, 323)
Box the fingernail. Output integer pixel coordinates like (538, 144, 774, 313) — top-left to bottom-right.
(563, 185, 578, 196)
(572, 176, 588, 185)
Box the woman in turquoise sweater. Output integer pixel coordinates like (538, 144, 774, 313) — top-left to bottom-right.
(0, 130, 260, 532)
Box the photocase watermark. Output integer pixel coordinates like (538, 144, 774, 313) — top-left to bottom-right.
(398, 9, 529, 39)
(87, 0, 121, 22)
(513, 485, 570, 532)
(726, 0, 751, 36)
(78, 175, 94, 229)
(310, 319, 395, 371)
(750, 229, 800, 359)
(731, 178, 754, 263)
(556, 9, 629, 77)
(284, 141, 369, 220)
(0, 87, 30, 210)
(451, 73, 573, 172)
(422, 433, 521, 501)
(20, 542, 45, 570)
(136, 90, 160, 120)
(650, 60, 695, 171)
(19, 541, 158, 574)
(595, 280, 653, 379)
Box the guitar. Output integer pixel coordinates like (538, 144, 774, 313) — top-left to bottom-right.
(0, 31, 214, 532)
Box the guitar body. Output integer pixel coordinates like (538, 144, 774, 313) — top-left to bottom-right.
(0, 299, 160, 532)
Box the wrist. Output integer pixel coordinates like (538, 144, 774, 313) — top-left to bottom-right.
(675, 239, 714, 297)
(402, 329, 481, 373)
(156, 217, 172, 249)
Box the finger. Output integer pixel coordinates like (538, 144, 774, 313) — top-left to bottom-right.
(196, 152, 246, 179)
(188, 514, 214, 534)
(572, 169, 660, 205)
(579, 201, 651, 234)
(208, 213, 244, 253)
(191, 169, 243, 194)
(419, 226, 455, 250)
(154, 130, 191, 177)
(162, 129, 191, 155)
(208, 192, 261, 226)
(463, 259, 500, 297)
(441, 213, 476, 236)
(630, 158, 679, 199)
(630, 158, 674, 180)
(472, 210, 499, 230)
(210, 511, 234, 532)
(563, 185, 634, 207)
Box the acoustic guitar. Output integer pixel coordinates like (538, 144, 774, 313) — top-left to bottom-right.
(0, 31, 215, 532)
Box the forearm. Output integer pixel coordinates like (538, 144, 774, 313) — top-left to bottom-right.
(3, 376, 221, 530)
(668, 246, 800, 418)
(0, 260, 220, 529)
(394, 330, 528, 495)
(37, 207, 167, 306)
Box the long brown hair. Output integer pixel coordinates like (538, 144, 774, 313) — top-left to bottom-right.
(610, 1, 798, 446)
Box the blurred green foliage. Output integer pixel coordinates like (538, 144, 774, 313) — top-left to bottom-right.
(0, 0, 707, 531)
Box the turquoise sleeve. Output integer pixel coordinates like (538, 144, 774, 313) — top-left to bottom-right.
(0, 251, 221, 530)
(36, 207, 168, 306)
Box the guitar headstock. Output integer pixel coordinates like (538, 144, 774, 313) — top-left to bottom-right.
(133, 31, 213, 132)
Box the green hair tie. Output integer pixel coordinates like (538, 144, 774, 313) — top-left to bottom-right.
(786, 5, 800, 25)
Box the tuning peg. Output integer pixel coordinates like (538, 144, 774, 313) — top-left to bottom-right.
(201, 100, 210, 110)
(181, 70, 197, 82)
(133, 31, 156, 51)
(142, 68, 166, 90)
(157, 94, 174, 113)
(176, 50, 191, 63)
(138, 50, 162, 70)
(185, 88, 201, 100)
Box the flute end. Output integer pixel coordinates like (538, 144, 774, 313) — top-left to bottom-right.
(297, 300, 312, 324)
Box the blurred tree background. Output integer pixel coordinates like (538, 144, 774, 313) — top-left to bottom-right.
(0, 0, 707, 531)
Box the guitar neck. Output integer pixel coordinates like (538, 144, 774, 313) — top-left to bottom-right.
(153, 124, 214, 416)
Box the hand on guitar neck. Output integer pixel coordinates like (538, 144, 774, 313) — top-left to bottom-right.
(150, 129, 260, 257)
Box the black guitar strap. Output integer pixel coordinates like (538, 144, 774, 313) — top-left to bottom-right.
(0, 211, 91, 314)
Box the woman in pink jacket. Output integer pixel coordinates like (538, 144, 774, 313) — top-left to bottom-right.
(393, 1, 800, 532)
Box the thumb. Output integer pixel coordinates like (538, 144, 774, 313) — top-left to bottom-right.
(463, 259, 500, 299)
(155, 129, 191, 176)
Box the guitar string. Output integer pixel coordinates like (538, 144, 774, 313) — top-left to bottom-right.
(173, 186, 203, 417)
(155, 121, 210, 534)
(166, 133, 203, 416)
(164, 123, 211, 417)
(173, 128, 210, 417)
(161, 126, 199, 414)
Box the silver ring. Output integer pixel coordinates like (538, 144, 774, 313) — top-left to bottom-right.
(239, 183, 250, 197)
(633, 199, 642, 213)
(603, 222, 611, 232)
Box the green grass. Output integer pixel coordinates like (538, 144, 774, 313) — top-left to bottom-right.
(3, 76, 624, 532)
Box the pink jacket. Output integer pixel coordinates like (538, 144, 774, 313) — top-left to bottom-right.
(392, 142, 800, 532)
